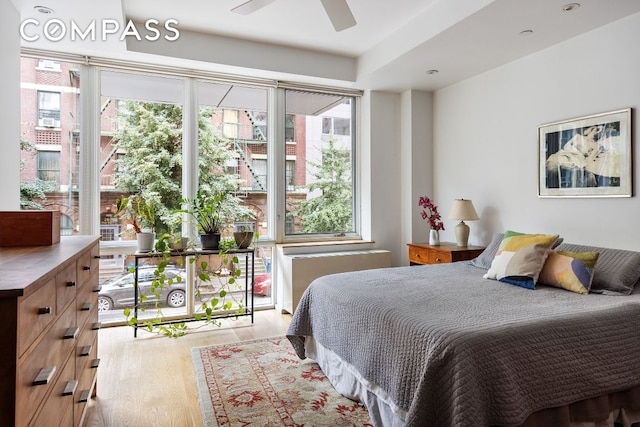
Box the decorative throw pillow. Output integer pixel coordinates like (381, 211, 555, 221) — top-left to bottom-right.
(470, 233, 563, 270)
(483, 230, 559, 289)
(470, 233, 504, 270)
(538, 250, 599, 294)
(554, 243, 640, 295)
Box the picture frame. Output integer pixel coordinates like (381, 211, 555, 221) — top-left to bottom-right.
(538, 108, 632, 198)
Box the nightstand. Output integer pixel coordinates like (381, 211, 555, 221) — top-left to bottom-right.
(407, 242, 485, 266)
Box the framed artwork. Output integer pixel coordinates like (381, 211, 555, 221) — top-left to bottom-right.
(538, 108, 632, 198)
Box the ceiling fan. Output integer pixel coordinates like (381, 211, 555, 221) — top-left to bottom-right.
(231, 0, 357, 32)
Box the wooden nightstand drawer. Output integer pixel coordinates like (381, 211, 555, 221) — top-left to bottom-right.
(407, 243, 485, 266)
(408, 245, 430, 265)
(428, 250, 452, 264)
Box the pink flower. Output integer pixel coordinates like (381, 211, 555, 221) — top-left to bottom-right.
(418, 196, 445, 231)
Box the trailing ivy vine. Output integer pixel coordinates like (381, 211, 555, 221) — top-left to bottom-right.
(123, 236, 248, 338)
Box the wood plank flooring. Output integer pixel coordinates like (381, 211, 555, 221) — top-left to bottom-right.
(83, 309, 292, 427)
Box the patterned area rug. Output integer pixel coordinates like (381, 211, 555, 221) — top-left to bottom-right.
(191, 336, 373, 426)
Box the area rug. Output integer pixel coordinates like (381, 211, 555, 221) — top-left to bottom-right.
(191, 336, 373, 426)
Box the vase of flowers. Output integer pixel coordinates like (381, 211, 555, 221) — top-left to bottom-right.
(418, 195, 444, 246)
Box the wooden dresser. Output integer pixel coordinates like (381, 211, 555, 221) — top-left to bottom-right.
(407, 242, 485, 265)
(0, 236, 100, 427)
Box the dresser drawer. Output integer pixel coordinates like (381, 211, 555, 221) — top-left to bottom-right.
(76, 244, 99, 289)
(29, 355, 75, 427)
(75, 333, 99, 427)
(76, 270, 99, 329)
(17, 302, 77, 427)
(18, 278, 57, 357)
(57, 262, 77, 313)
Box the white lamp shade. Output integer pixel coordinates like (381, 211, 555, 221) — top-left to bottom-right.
(448, 199, 478, 247)
(447, 199, 479, 221)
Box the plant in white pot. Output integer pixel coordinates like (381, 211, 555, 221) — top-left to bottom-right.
(116, 195, 156, 252)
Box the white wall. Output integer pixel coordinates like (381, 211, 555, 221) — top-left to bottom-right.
(433, 12, 640, 250)
(0, 1, 21, 210)
(361, 91, 405, 265)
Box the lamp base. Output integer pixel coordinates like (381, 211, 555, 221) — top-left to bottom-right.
(454, 221, 470, 246)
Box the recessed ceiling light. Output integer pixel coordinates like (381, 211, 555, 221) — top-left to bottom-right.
(34, 5, 54, 14)
(519, 30, 534, 36)
(562, 3, 580, 12)
(426, 69, 439, 75)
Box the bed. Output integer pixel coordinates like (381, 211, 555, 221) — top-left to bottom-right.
(286, 235, 640, 427)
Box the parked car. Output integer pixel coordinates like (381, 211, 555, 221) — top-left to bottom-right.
(98, 266, 186, 312)
(254, 273, 271, 296)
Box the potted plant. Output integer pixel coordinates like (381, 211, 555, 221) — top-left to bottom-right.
(177, 191, 227, 250)
(233, 211, 256, 249)
(116, 195, 156, 252)
(159, 212, 190, 251)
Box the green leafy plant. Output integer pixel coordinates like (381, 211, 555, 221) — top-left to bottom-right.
(177, 190, 227, 234)
(115, 194, 156, 233)
(123, 245, 245, 338)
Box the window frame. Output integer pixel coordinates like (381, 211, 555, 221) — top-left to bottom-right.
(21, 51, 362, 245)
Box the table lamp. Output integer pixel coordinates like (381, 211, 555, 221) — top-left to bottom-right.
(447, 199, 479, 246)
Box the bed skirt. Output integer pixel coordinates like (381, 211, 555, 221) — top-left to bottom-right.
(304, 336, 640, 427)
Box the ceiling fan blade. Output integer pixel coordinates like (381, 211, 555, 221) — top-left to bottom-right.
(320, 0, 356, 32)
(232, 0, 278, 15)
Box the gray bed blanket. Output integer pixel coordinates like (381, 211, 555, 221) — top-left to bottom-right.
(286, 262, 640, 427)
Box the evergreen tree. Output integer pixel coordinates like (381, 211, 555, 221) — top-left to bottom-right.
(113, 101, 244, 233)
(290, 139, 353, 233)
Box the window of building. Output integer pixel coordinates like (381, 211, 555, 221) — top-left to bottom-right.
(250, 111, 267, 141)
(37, 91, 61, 128)
(285, 114, 295, 142)
(285, 160, 295, 190)
(252, 159, 267, 191)
(322, 116, 351, 136)
(223, 109, 239, 139)
(37, 150, 60, 184)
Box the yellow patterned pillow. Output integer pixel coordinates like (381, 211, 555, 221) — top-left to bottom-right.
(538, 251, 599, 294)
(483, 230, 560, 289)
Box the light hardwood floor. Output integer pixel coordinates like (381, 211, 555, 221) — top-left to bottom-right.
(83, 309, 292, 427)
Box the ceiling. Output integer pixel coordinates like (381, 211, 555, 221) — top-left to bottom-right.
(14, 0, 640, 92)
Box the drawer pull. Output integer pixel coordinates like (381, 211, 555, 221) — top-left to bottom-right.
(38, 306, 52, 315)
(435, 258, 442, 262)
(415, 253, 421, 258)
(81, 302, 92, 311)
(91, 358, 101, 369)
(62, 380, 78, 396)
(83, 266, 91, 271)
(66, 281, 76, 287)
(93, 285, 102, 293)
(80, 345, 92, 357)
(79, 389, 91, 403)
(63, 327, 79, 339)
(92, 322, 102, 330)
(33, 366, 56, 386)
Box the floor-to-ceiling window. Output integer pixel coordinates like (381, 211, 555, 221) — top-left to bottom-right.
(19, 53, 361, 327)
(284, 90, 356, 238)
(97, 69, 186, 323)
